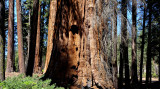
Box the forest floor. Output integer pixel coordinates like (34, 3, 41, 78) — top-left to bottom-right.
(141, 78, 160, 89)
(4, 72, 160, 89)
(5, 72, 43, 78)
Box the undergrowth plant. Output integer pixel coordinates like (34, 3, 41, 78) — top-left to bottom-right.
(0, 74, 65, 89)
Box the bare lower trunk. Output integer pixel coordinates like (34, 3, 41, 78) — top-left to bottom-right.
(120, 0, 130, 88)
(0, 0, 5, 81)
(26, 0, 39, 76)
(26, 9, 31, 70)
(159, 42, 160, 82)
(146, 2, 152, 87)
(113, 4, 118, 88)
(43, 0, 57, 73)
(131, 0, 138, 83)
(6, 0, 14, 73)
(34, 4, 42, 74)
(140, 6, 146, 85)
(16, 0, 25, 73)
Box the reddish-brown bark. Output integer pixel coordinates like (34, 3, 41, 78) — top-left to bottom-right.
(43, 0, 57, 73)
(43, 0, 114, 88)
(16, 0, 25, 73)
(6, 0, 14, 73)
(34, 4, 42, 74)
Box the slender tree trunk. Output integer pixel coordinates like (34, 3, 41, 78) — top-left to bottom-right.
(140, 6, 146, 85)
(159, 22, 160, 82)
(43, 0, 57, 73)
(121, 0, 130, 88)
(26, 0, 39, 76)
(40, 1, 45, 69)
(0, 0, 5, 81)
(113, 4, 118, 88)
(118, 1, 125, 88)
(6, 0, 14, 73)
(34, 4, 42, 74)
(131, 0, 138, 83)
(146, 1, 152, 87)
(159, 39, 160, 82)
(16, 0, 25, 73)
(40, 2, 45, 68)
(26, 9, 31, 70)
(119, 45, 124, 89)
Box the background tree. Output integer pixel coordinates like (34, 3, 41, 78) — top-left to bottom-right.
(140, 2, 146, 85)
(0, 0, 5, 81)
(6, 0, 14, 73)
(119, 0, 129, 88)
(26, 0, 39, 76)
(146, 0, 152, 87)
(34, 3, 42, 74)
(16, 0, 25, 73)
(112, 2, 118, 88)
(131, 0, 138, 83)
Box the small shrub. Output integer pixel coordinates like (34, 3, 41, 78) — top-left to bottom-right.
(0, 74, 65, 89)
(152, 72, 158, 78)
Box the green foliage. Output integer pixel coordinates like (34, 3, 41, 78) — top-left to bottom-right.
(142, 73, 146, 78)
(14, 49, 19, 72)
(0, 74, 65, 89)
(152, 72, 158, 78)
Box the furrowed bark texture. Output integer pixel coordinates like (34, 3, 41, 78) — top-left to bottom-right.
(43, 0, 114, 88)
(16, 0, 25, 73)
(43, 0, 57, 73)
(0, 0, 5, 81)
(34, 4, 42, 74)
(6, 0, 14, 73)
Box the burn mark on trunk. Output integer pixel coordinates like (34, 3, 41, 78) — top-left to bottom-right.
(70, 25, 78, 35)
(76, 47, 78, 51)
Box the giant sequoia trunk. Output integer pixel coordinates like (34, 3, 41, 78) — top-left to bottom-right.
(43, 0, 114, 88)
(43, 0, 57, 73)
(0, 0, 5, 81)
(34, 4, 42, 74)
(16, 0, 25, 73)
(6, 0, 14, 73)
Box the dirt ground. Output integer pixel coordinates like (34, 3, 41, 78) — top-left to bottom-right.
(4, 72, 160, 89)
(5, 72, 42, 78)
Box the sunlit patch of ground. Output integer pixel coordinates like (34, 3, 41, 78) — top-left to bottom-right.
(5, 72, 42, 78)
